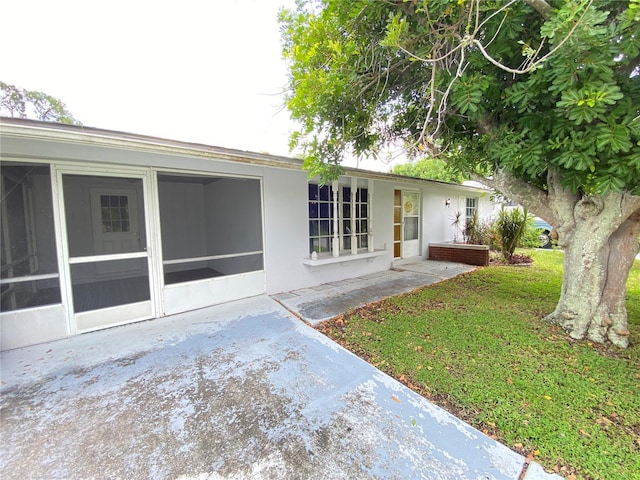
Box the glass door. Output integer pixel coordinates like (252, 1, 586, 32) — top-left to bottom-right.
(402, 191, 420, 258)
(60, 171, 155, 332)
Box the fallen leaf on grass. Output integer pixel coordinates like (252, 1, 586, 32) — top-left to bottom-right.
(596, 416, 613, 426)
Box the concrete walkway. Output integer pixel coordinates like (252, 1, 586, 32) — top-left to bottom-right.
(1, 268, 562, 479)
(273, 260, 477, 324)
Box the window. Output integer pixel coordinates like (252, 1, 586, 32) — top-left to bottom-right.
(308, 180, 370, 256)
(100, 194, 130, 233)
(342, 186, 368, 251)
(308, 184, 334, 254)
(465, 197, 478, 225)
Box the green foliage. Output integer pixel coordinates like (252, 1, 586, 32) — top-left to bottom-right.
(495, 207, 529, 261)
(319, 250, 640, 479)
(392, 157, 466, 183)
(520, 217, 546, 249)
(0, 81, 80, 125)
(280, 0, 640, 192)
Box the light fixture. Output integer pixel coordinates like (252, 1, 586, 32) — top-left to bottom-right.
(445, 198, 451, 207)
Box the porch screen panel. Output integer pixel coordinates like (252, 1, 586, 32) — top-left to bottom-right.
(62, 175, 147, 257)
(1, 163, 61, 311)
(158, 174, 263, 285)
(70, 259, 150, 312)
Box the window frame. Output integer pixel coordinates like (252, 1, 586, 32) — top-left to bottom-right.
(465, 197, 478, 226)
(308, 178, 371, 257)
(308, 183, 335, 255)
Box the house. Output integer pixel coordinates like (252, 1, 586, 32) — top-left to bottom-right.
(0, 118, 496, 350)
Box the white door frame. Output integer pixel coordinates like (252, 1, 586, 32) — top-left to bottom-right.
(53, 165, 159, 333)
(401, 189, 421, 258)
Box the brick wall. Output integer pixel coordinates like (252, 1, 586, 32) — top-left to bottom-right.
(428, 243, 489, 266)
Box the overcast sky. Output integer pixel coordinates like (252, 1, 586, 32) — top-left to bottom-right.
(3, 1, 296, 154)
(3, 0, 398, 171)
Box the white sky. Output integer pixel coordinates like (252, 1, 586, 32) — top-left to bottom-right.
(2, 0, 395, 171)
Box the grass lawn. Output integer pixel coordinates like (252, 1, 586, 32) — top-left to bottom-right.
(317, 249, 640, 480)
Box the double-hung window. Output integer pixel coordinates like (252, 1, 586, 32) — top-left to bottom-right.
(308, 179, 371, 256)
(341, 186, 368, 251)
(308, 184, 334, 254)
(465, 197, 478, 225)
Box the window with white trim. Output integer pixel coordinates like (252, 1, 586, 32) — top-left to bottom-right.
(308, 184, 334, 254)
(341, 186, 368, 251)
(308, 180, 370, 256)
(465, 197, 478, 225)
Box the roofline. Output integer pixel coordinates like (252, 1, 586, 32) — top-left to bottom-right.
(0, 117, 489, 193)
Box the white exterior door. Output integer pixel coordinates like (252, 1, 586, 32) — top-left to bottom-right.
(393, 189, 420, 259)
(402, 191, 420, 258)
(59, 170, 156, 332)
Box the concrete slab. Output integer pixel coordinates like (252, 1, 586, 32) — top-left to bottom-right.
(394, 260, 477, 278)
(0, 295, 560, 479)
(277, 260, 477, 325)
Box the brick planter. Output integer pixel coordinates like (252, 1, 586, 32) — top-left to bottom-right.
(428, 242, 489, 266)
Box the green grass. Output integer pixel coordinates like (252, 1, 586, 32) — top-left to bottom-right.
(319, 250, 640, 480)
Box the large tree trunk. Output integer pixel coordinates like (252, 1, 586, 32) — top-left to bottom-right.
(477, 169, 640, 348)
(592, 211, 640, 348)
(546, 196, 611, 341)
(546, 197, 640, 348)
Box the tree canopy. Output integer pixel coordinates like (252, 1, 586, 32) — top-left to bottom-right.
(1, 81, 81, 125)
(392, 157, 467, 183)
(281, 0, 640, 347)
(280, 0, 639, 193)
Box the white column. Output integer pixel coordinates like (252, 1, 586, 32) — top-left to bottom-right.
(367, 179, 374, 252)
(332, 180, 340, 257)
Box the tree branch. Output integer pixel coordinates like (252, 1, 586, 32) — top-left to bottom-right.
(471, 0, 593, 76)
(523, 0, 551, 21)
(471, 169, 554, 221)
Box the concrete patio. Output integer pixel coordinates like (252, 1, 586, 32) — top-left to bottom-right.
(0, 264, 562, 479)
(273, 260, 477, 324)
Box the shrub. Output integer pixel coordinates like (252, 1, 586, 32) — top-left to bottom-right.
(508, 253, 533, 264)
(469, 219, 497, 247)
(495, 207, 529, 261)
